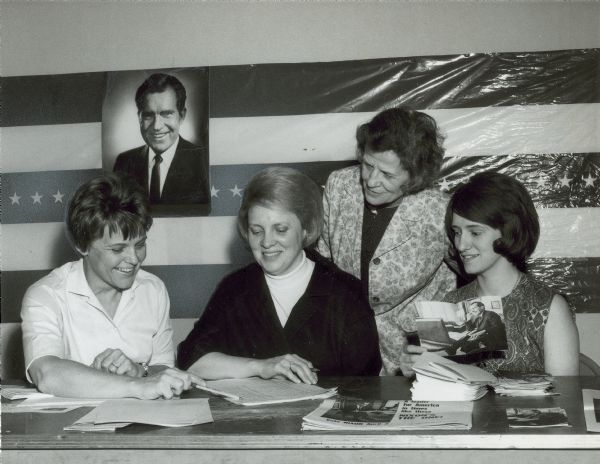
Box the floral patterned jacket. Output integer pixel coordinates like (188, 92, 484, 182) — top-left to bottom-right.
(317, 166, 456, 375)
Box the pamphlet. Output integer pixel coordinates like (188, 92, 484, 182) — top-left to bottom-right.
(411, 352, 496, 401)
(198, 378, 337, 406)
(414, 297, 507, 358)
(582, 389, 600, 432)
(66, 398, 213, 430)
(302, 398, 473, 430)
(506, 407, 570, 428)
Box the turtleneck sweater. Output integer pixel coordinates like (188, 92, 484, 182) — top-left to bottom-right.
(264, 251, 315, 327)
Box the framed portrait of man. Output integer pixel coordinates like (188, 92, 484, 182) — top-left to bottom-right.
(102, 67, 210, 216)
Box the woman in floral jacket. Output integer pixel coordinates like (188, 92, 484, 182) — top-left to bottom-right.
(317, 107, 456, 375)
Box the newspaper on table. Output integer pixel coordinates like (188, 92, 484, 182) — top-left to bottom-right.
(582, 389, 600, 432)
(302, 398, 473, 431)
(414, 296, 507, 360)
(411, 352, 496, 401)
(197, 378, 337, 406)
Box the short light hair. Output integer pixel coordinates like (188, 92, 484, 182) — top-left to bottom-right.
(67, 173, 152, 253)
(237, 167, 323, 248)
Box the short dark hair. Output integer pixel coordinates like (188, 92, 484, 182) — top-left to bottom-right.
(67, 173, 153, 253)
(356, 107, 445, 194)
(238, 167, 323, 248)
(135, 73, 187, 114)
(445, 171, 539, 272)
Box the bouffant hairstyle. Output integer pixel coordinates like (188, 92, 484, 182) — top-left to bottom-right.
(356, 107, 445, 194)
(135, 73, 187, 114)
(67, 173, 152, 253)
(445, 171, 539, 272)
(237, 167, 323, 248)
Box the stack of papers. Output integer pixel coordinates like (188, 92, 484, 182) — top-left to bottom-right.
(411, 353, 495, 401)
(197, 378, 337, 406)
(493, 373, 556, 396)
(1, 385, 53, 401)
(302, 398, 473, 430)
(3, 396, 105, 414)
(66, 398, 213, 431)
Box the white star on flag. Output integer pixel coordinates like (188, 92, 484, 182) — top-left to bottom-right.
(53, 190, 65, 203)
(210, 185, 220, 198)
(534, 176, 547, 189)
(583, 174, 596, 187)
(230, 185, 243, 197)
(558, 174, 572, 188)
(10, 192, 21, 205)
(438, 178, 451, 191)
(31, 192, 43, 204)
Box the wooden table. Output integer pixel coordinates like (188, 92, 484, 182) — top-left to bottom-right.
(2, 376, 600, 464)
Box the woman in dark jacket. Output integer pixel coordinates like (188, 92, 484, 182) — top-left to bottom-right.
(177, 167, 382, 383)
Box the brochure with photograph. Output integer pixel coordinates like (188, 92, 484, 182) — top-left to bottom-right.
(414, 297, 507, 360)
(302, 398, 473, 431)
(582, 389, 600, 432)
(506, 407, 570, 428)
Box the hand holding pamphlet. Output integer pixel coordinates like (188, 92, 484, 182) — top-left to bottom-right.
(302, 398, 473, 431)
(414, 297, 507, 360)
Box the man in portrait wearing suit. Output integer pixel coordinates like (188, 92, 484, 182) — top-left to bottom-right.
(113, 73, 210, 212)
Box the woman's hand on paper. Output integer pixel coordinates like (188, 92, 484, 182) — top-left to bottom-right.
(256, 354, 318, 385)
(91, 348, 143, 377)
(398, 344, 427, 377)
(136, 368, 205, 400)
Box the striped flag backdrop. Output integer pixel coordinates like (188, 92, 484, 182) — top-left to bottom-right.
(2, 49, 599, 375)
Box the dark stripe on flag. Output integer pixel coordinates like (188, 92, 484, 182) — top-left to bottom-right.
(1, 169, 103, 224)
(2, 162, 356, 223)
(5, 154, 599, 223)
(3, 257, 600, 323)
(210, 49, 599, 117)
(1, 73, 107, 127)
(439, 153, 600, 207)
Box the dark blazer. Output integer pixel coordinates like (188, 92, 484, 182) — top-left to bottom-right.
(177, 253, 382, 376)
(113, 137, 210, 206)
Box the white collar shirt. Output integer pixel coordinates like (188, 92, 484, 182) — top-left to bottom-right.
(147, 137, 179, 193)
(21, 259, 175, 382)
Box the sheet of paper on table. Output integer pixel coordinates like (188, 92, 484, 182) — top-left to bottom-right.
(582, 389, 600, 432)
(302, 398, 473, 431)
(2, 396, 106, 414)
(67, 398, 213, 430)
(198, 378, 337, 406)
(1, 385, 53, 401)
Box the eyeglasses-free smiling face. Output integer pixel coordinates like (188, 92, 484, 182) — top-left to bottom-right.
(82, 227, 147, 295)
(138, 87, 185, 155)
(247, 204, 307, 276)
(451, 213, 504, 277)
(360, 150, 411, 207)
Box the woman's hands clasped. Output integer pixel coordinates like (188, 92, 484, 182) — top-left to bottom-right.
(256, 354, 318, 384)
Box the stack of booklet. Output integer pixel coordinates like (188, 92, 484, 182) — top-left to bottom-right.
(493, 373, 556, 396)
(411, 353, 496, 401)
(196, 378, 337, 406)
(302, 398, 473, 431)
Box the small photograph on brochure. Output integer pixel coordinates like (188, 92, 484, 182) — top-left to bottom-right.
(506, 407, 570, 428)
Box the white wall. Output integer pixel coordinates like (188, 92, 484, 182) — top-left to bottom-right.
(3, 1, 599, 76)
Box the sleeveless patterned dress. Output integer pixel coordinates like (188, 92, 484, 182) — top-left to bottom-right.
(443, 274, 570, 374)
